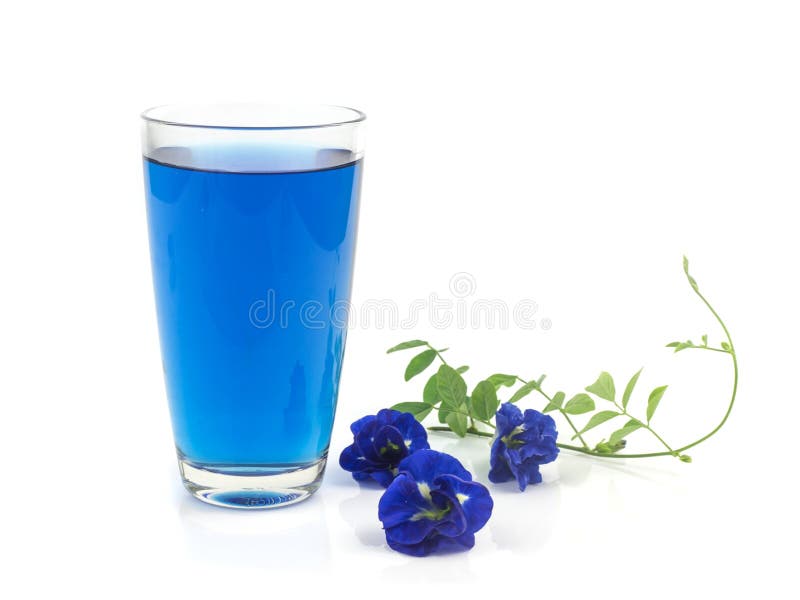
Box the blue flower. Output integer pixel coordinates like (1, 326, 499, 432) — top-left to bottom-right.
(489, 403, 559, 491)
(378, 449, 493, 556)
(339, 409, 430, 487)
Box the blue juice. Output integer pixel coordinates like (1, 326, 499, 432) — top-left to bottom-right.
(144, 147, 361, 467)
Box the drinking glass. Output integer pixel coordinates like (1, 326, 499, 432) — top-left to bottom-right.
(141, 104, 364, 508)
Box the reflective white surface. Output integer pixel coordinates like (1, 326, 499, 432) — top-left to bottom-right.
(17, 420, 787, 595)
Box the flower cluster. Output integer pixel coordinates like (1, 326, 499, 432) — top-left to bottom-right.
(340, 409, 493, 556)
(489, 403, 559, 490)
(340, 404, 558, 556)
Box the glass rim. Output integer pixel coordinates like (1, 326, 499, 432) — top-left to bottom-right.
(140, 103, 366, 131)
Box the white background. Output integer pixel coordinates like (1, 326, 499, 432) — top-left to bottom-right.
(2, 1, 798, 597)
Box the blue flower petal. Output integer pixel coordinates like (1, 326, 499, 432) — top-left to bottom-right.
(370, 468, 397, 487)
(385, 536, 435, 557)
(372, 425, 409, 464)
(378, 474, 431, 527)
(353, 423, 382, 463)
(429, 490, 468, 538)
(516, 461, 543, 491)
(397, 449, 472, 484)
(374, 408, 398, 425)
(495, 402, 523, 436)
(488, 438, 514, 483)
(384, 520, 440, 548)
(518, 411, 558, 449)
(389, 411, 431, 452)
(430, 531, 476, 554)
(380, 475, 440, 545)
(517, 441, 558, 464)
(488, 455, 514, 483)
(504, 447, 526, 481)
(349, 414, 376, 436)
(339, 443, 368, 472)
(435, 474, 494, 533)
(385, 531, 477, 557)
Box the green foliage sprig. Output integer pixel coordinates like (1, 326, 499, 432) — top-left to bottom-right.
(387, 258, 738, 462)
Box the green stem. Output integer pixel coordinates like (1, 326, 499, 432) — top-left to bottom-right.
(428, 426, 494, 439)
(642, 422, 676, 455)
(558, 259, 738, 460)
(689, 346, 730, 354)
(428, 427, 617, 452)
(604, 396, 677, 456)
(670, 272, 738, 454)
(556, 442, 671, 458)
(427, 343, 449, 366)
(560, 411, 590, 450)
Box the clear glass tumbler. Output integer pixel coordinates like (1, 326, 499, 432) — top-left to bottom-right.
(141, 104, 365, 508)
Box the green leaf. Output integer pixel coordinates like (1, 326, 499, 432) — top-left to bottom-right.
(390, 401, 433, 421)
(487, 373, 518, 389)
(387, 340, 428, 353)
(646, 385, 668, 423)
(622, 368, 643, 410)
(456, 365, 469, 374)
(437, 365, 467, 423)
(585, 372, 615, 402)
(721, 341, 731, 352)
(543, 391, 565, 413)
(471, 381, 499, 421)
(574, 410, 621, 439)
(446, 408, 468, 437)
(669, 341, 694, 353)
(701, 334, 708, 347)
(509, 380, 538, 403)
(423, 373, 440, 405)
(404, 349, 437, 381)
(609, 419, 643, 445)
(666, 340, 696, 352)
(564, 393, 595, 415)
(437, 364, 467, 405)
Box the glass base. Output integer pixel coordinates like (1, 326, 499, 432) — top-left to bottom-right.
(178, 455, 327, 509)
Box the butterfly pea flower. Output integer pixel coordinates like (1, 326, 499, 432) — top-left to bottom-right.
(489, 403, 559, 491)
(339, 409, 430, 487)
(378, 449, 493, 557)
